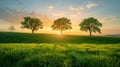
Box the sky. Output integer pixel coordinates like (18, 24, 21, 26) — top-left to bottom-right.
(0, 0, 120, 35)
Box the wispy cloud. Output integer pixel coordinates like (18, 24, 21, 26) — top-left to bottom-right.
(52, 11, 65, 18)
(79, 6, 84, 10)
(100, 16, 119, 22)
(48, 5, 54, 11)
(19, 0, 24, 5)
(68, 12, 82, 18)
(86, 2, 98, 8)
(51, 10, 82, 20)
(0, 6, 50, 25)
(69, 6, 84, 11)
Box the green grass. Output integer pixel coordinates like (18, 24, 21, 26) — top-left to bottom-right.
(0, 32, 120, 67)
(0, 32, 120, 44)
(0, 43, 120, 67)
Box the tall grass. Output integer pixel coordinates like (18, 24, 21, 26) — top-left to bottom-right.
(0, 43, 120, 67)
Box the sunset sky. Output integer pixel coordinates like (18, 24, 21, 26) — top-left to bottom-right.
(0, 0, 120, 35)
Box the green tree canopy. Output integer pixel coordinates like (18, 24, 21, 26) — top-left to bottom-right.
(21, 17, 43, 34)
(51, 17, 72, 35)
(79, 17, 102, 36)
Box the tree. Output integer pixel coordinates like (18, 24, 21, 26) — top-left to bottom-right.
(51, 17, 72, 35)
(8, 25, 15, 32)
(79, 17, 102, 36)
(21, 17, 43, 34)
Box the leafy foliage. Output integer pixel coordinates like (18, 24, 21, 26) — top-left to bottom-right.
(79, 17, 102, 36)
(21, 17, 43, 34)
(51, 17, 72, 35)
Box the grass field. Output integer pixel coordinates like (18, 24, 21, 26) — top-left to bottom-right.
(0, 32, 120, 44)
(0, 32, 120, 67)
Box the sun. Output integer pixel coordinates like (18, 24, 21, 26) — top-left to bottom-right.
(57, 31, 61, 35)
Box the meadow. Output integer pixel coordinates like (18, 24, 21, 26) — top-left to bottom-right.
(0, 32, 120, 67)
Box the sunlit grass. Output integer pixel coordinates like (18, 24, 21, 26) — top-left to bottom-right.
(0, 43, 120, 67)
(0, 32, 120, 67)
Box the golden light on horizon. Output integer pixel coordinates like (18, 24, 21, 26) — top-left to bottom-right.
(58, 31, 61, 35)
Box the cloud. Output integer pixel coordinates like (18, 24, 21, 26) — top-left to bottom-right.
(69, 6, 84, 11)
(0, 6, 50, 25)
(51, 10, 82, 20)
(86, 2, 98, 8)
(19, 0, 24, 5)
(100, 16, 119, 22)
(69, 2, 97, 11)
(52, 12, 66, 18)
(79, 6, 84, 10)
(69, 6, 75, 10)
(68, 12, 82, 18)
(48, 5, 54, 10)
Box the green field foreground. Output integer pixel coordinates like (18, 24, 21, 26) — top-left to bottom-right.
(0, 43, 120, 67)
(0, 32, 120, 67)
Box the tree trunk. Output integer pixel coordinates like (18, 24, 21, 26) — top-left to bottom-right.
(90, 31, 92, 36)
(32, 30, 34, 34)
(88, 29, 92, 36)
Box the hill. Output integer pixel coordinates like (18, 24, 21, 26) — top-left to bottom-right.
(106, 34, 120, 38)
(0, 32, 120, 44)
